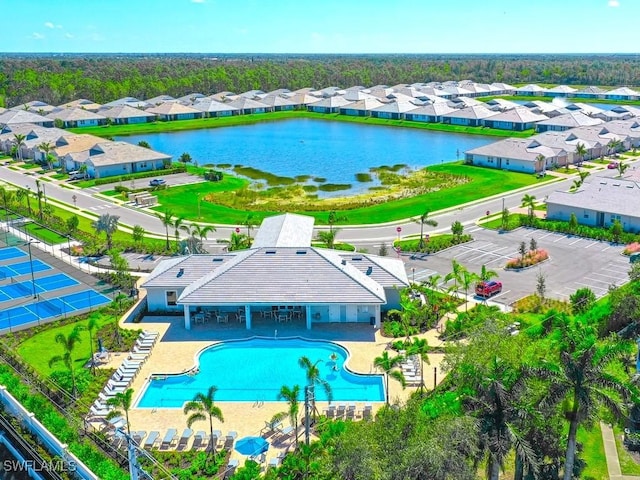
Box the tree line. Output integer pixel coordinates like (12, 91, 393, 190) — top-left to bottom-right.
(2, 54, 640, 107)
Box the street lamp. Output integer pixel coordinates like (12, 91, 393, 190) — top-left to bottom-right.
(66, 234, 72, 262)
(411, 267, 415, 284)
(23, 240, 39, 299)
(72, 195, 77, 208)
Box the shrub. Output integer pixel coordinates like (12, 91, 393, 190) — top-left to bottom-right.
(624, 242, 640, 255)
(505, 248, 549, 269)
(204, 169, 224, 181)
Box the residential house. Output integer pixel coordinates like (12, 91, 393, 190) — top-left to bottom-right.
(0, 110, 54, 128)
(11, 101, 57, 115)
(307, 96, 352, 114)
(99, 105, 156, 125)
(339, 98, 385, 116)
(57, 98, 102, 112)
(258, 94, 297, 111)
(370, 101, 419, 120)
(535, 111, 604, 133)
(544, 85, 577, 98)
(482, 107, 548, 131)
(101, 97, 151, 109)
(515, 84, 547, 96)
(465, 137, 566, 173)
(441, 105, 498, 126)
(46, 108, 107, 128)
(63, 141, 171, 178)
(547, 178, 640, 232)
(146, 102, 203, 121)
(192, 99, 238, 117)
(142, 213, 409, 330)
(404, 102, 456, 123)
(574, 86, 606, 99)
(225, 97, 269, 115)
(175, 93, 207, 105)
(605, 87, 640, 102)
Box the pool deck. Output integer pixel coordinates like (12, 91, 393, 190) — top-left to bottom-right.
(110, 316, 446, 465)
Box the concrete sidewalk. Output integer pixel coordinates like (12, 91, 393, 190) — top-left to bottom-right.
(601, 422, 640, 480)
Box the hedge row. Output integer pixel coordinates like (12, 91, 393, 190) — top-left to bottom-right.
(92, 165, 186, 186)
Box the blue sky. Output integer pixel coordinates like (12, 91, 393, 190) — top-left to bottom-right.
(3, 0, 636, 54)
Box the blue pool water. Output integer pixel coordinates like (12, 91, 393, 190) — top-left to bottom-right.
(137, 338, 384, 406)
(117, 118, 493, 194)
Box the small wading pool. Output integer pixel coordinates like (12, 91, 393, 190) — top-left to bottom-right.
(136, 338, 384, 407)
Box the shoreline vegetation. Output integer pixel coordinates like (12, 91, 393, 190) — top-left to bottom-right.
(69, 110, 533, 138)
(148, 162, 549, 224)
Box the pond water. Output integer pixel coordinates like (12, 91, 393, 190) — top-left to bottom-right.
(116, 118, 493, 195)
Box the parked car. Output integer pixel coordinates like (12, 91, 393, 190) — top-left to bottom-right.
(68, 170, 85, 180)
(149, 178, 166, 186)
(607, 162, 619, 169)
(475, 280, 503, 298)
(631, 253, 640, 264)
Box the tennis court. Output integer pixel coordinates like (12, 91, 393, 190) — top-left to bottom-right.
(0, 290, 112, 331)
(0, 273, 80, 302)
(0, 259, 51, 278)
(0, 247, 27, 261)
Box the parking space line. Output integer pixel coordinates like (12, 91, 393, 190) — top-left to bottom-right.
(537, 232, 555, 240)
(584, 242, 599, 249)
(553, 236, 565, 243)
(568, 238, 583, 245)
(590, 272, 625, 280)
(601, 246, 611, 252)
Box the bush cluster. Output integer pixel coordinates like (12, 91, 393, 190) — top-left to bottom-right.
(396, 234, 473, 254)
(623, 242, 640, 255)
(506, 248, 549, 269)
(92, 165, 186, 186)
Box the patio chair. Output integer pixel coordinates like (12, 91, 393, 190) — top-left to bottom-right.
(89, 405, 110, 417)
(336, 404, 346, 418)
(362, 404, 373, 420)
(323, 405, 336, 419)
(192, 431, 208, 450)
(211, 429, 222, 450)
(143, 431, 160, 450)
(160, 428, 178, 449)
(278, 425, 294, 440)
(269, 452, 286, 468)
(176, 428, 193, 450)
(346, 404, 356, 420)
(132, 431, 147, 446)
(216, 314, 228, 324)
(224, 431, 237, 449)
(225, 459, 239, 479)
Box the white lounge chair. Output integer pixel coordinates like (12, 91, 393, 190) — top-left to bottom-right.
(224, 431, 237, 449)
(160, 428, 178, 449)
(176, 428, 193, 450)
(144, 431, 160, 449)
(193, 431, 208, 450)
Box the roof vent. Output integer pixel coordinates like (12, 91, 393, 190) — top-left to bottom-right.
(366, 266, 373, 275)
(212, 258, 223, 262)
(341, 259, 347, 266)
(177, 268, 184, 277)
(296, 250, 307, 255)
(265, 250, 276, 255)
(352, 256, 363, 261)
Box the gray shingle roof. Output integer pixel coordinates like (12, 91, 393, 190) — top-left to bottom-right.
(547, 178, 640, 218)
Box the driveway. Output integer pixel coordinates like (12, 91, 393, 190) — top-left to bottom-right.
(404, 225, 631, 307)
(89, 172, 206, 193)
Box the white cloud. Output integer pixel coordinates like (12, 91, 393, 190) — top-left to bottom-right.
(192, 0, 205, 3)
(608, 0, 620, 6)
(44, 21, 54, 29)
(65, 33, 74, 39)
(31, 32, 45, 40)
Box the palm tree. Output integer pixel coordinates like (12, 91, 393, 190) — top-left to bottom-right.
(608, 138, 623, 158)
(15, 188, 26, 211)
(538, 328, 633, 480)
(277, 385, 301, 450)
(106, 389, 134, 436)
(188, 223, 215, 242)
(37, 141, 54, 170)
(327, 210, 347, 234)
(479, 264, 498, 282)
(535, 154, 546, 173)
(617, 160, 630, 177)
(298, 356, 332, 420)
(78, 164, 88, 178)
(24, 187, 32, 215)
(243, 214, 255, 242)
(48, 326, 83, 397)
(317, 229, 340, 249)
(374, 351, 406, 406)
(91, 213, 119, 251)
(460, 269, 479, 312)
(463, 357, 538, 480)
(227, 232, 249, 251)
(132, 225, 146, 246)
(35, 179, 44, 221)
(574, 141, 587, 166)
(571, 170, 590, 191)
(12, 134, 26, 162)
(86, 317, 98, 376)
(172, 216, 186, 249)
(155, 209, 174, 250)
(183, 386, 224, 457)
(414, 209, 438, 250)
(445, 259, 465, 297)
(521, 194, 536, 224)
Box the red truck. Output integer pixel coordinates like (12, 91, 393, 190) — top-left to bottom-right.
(475, 280, 502, 298)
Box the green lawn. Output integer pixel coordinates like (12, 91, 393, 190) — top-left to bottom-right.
(19, 163, 41, 170)
(22, 222, 69, 245)
(69, 110, 532, 139)
(614, 425, 640, 475)
(16, 313, 114, 377)
(151, 163, 548, 225)
(578, 424, 609, 480)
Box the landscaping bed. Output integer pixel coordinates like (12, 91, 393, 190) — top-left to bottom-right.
(395, 233, 472, 254)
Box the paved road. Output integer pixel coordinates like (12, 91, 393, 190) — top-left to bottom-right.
(1, 159, 637, 249)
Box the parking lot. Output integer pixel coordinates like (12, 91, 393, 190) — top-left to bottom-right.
(405, 226, 632, 308)
(90, 172, 206, 193)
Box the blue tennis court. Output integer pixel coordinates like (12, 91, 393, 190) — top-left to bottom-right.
(0, 273, 80, 302)
(0, 290, 112, 330)
(0, 247, 27, 261)
(0, 259, 51, 278)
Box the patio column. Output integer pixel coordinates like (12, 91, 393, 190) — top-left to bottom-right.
(183, 305, 191, 330)
(306, 305, 312, 330)
(245, 305, 251, 330)
(374, 305, 381, 329)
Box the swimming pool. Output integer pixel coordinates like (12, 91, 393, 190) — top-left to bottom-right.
(137, 338, 384, 407)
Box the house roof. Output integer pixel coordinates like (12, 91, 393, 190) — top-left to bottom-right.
(257, 95, 297, 108)
(146, 102, 200, 116)
(406, 103, 457, 116)
(192, 99, 239, 113)
(341, 98, 385, 111)
(466, 137, 564, 161)
(145, 95, 177, 105)
(99, 105, 156, 120)
(83, 141, 171, 167)
(486, 107, 548, 124)
(370, 101, 420, 114)
(441, 105, 498, 120)
(10, 101, 57, 114)
(54, 134, 105, 156)
(606, 87, 640, 96)
(101, 97, 150, 109)
(0, 110, 52, 125)
(516, 84, 547, 93)
(546, 85, 577, 94)
(309, 96, 352, 108)
(57, 98, 102, 111)
(46, 108, 106, 122)
(575, 86, 606, 94)
(225, 97, 269, 110)
(547, 178, 640, 218)
(252, 213, 315, 248)
(535, 111, 603, 128)
(175, 93, 207, 105)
